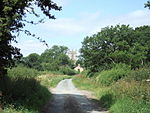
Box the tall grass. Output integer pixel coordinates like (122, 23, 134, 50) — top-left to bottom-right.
(112, 80, 150, 102)
(110, 97, 150, 113)
(0, 66, 51, 113)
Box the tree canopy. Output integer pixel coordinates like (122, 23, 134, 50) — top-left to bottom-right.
(145, 0, 150, 9)
(80, 25, 150, 72)
(0, 0, 61, 75)
(20, 45, 74, 72)
(40, 45, 72, 71)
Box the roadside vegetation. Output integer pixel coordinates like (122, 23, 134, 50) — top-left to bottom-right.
(0, 0, 73, 112)
(0, 66, 50, 113)
(1, 0, 150, 113)
(73, 66, 150, 113)
(0, 66, 73, 113)
(73, 24, 150, 113)
(0, 45, 77, 113)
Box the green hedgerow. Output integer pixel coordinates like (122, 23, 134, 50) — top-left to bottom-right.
(7, 66, 39, 78)
(96, 63, 131, 86)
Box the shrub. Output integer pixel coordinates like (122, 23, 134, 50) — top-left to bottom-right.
(99, 90, 115, 108)
(8, 66, 39, 78)
(96, 63, 131, 86)
(80, 70, 89, 76)
(59, 67, 77, 75)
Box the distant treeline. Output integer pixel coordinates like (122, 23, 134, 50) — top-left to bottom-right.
(17, 45, 77, 75)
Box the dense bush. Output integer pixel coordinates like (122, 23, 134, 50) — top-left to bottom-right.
(96, 64, 131, 86)
(8, 66, 39, 78)
(59, 67, 77, 75)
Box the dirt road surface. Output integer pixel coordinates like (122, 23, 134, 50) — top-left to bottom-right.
(41, 79, 108, 113)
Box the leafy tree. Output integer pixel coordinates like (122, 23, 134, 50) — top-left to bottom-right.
(145, 0, 150, 9)
(40, 45, 74, 71)
(80, 25, 149, 72)
(76, 56, 84, 67)
(0, 0, 61, 76)
(135, 26, 150, 63)
(23, 53, 42, 70)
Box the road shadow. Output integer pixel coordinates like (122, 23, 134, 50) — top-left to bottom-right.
(41, 93, 108, 113)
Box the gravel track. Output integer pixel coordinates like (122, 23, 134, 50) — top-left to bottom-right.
(41, 79, 108, 113)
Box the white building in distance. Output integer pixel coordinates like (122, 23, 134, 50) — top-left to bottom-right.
(67, 50, 77, 62)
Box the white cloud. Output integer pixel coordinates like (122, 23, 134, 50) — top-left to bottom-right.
(89, 9, 150, 34)
(115, 10, 150, 26)
(39, 12, 101, 36)
(40, 18, 85, 35)
(14, 9, 150, 56)
(128, 10, 148, 18)
(40, 9, 150, 37)
(13, 40, 48, 57)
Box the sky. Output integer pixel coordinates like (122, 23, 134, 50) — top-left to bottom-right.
(13, 0, 150, 56)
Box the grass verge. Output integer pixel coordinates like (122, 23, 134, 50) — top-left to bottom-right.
(73, 74, 150, 113)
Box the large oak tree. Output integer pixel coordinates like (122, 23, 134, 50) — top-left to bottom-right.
(80, 25, 150, 73)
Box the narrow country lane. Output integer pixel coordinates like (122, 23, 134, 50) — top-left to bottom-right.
(41, 79, 108, 113)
